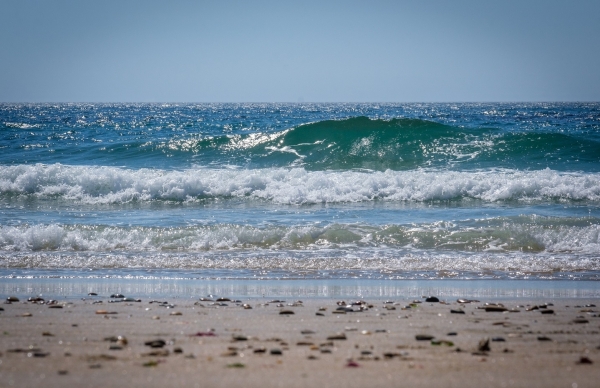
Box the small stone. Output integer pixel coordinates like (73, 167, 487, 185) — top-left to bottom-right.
(485, 306, 507, 312)
(301, 330, 315, 335)
(253, 347, 266, 353)
(537, 336, 552, 341)
(49, 305, 63, 309)
(169, 311, 182, 316)
(173, 347, 183, 354)
(216, 297, 231, 302)
(42, 332, 54, 337)
(232, 334, 247, 341)
(491, 337, 506, 342)
(110, 294, 124, 299)
(88, 293, 98, 296)
(144, 339, 166, 348)
(540, 309, 554, 315)
(577, 356, 593, 364)
(7, 296, 19, 302)
(415, 334, 434, 341)
(450, 309, 465, 314)
(327, 333, 347, 340)
(572, 318, 589, 324)
(279, 310, 295, 315)
(478, 338, 490, 352)
(226, 362, 245, 368)
(270, 348, 283, 355)
(58, 370, 68, 375)
(425, 296, 440, 303)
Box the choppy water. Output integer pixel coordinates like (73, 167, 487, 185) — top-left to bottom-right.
(1, 103, 599, 280)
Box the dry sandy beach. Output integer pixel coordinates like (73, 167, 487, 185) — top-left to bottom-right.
(1, 294, 599, 388)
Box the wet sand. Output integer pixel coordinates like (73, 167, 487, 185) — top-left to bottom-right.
(1, 295, 599, 388)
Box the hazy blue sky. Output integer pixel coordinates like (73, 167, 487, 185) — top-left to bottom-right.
(1, 0, 599, 102)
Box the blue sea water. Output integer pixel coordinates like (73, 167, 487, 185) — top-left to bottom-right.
(1, 103, 599, 285)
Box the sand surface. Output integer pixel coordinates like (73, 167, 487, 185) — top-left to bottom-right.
(1, 294, 599, 388)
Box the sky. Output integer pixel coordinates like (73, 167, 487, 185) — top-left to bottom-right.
(1, 0, 599, 103)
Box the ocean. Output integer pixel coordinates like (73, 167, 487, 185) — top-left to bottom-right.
(1, 103, 599, 298)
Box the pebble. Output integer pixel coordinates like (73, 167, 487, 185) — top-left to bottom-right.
(540, 309, 554, 314)
(485, 306, 508, 312)
(301, 330, 315, 335)
(144, 339, 166, 348)
(537, 336, 552, 341)
(478, 338, 491, 352)
(7, 296, 19, 302)
(169, 311, 182, 316)
(572, 318, 589, 324)
(88, 292, 98, 296)
(216, 297, 231, 302)
(425, 296, 440, 303)
(327, 333, 347, 340)
(110, 294, 124, 299)
(450, 309, 465, 314)
(491, 337, 506, 342)
(577, 356, 593, 364)
(270, 348, 283, 355)
(415, 334, 434, 341)
(279, 310, 295, 315)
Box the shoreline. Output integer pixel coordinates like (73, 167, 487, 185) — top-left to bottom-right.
(1, 289, 599, 387)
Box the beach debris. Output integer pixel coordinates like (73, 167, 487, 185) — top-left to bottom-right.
(316, 312, 325, 316)
(540, 309, 554, 314)
(327, 333, 347, 340)
(253, 347, 266, 354)
(415, 334, 434, 341)
(491, 337, 506, 342)
(451, 309, 465, 314)
(7, 296, 19, 302)
(226, 362, 245, 368)
(301, 329, 315, 335)
(21, 313, 32, 317)
(297, 341, 315, 346)
(88, 292, 98, 296)
(425, 296, 439, 303)
(110, 294, 124, 299)
(270, 348, 283, 355)
(216, 297, 231, 302)
(242, 304, 252, 309)
(42, 332, 54, 337)
(169, 311, 182, 316)
(279, 310, 295, 315)
(48, 305, 63, 309)
(346, 360, 360, 368)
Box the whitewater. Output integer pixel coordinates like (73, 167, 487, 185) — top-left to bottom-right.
(1, 103, 599, 280)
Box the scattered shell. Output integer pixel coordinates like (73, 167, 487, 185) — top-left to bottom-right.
(169, 311, 182, 316)
(242, 304, 252, 309)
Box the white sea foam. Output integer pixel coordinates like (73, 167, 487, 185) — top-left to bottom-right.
(1, 221, 598, 254)
(1, 164, 599, 204)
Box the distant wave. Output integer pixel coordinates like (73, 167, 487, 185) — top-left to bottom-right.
(1, 164, 599, 204)
(3, 116, 599, 171)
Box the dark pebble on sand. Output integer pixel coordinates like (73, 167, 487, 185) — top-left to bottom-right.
(144, 340, 166, 348)
(216, 297, 231, 302)
(110, 294, 124, 299)
(478, 338, 491, 352)
(415, 334, 434, 341)
(279, 310, 295, 315)
(537, 336, 552, 341)
(327, 333, 347, 340)
(270, 348, 283, 355)
(451, 309, 465, 314)
(88, 293, 98, 296)
(7, 296, 19, 302)
(485, 306, 508, 312)
(572, 318, 589, 324)
(540, 309, 554, 314)
(491, 337, 506, 342)
(425, 296, 440, 303)
(577, 356, 593, 364)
